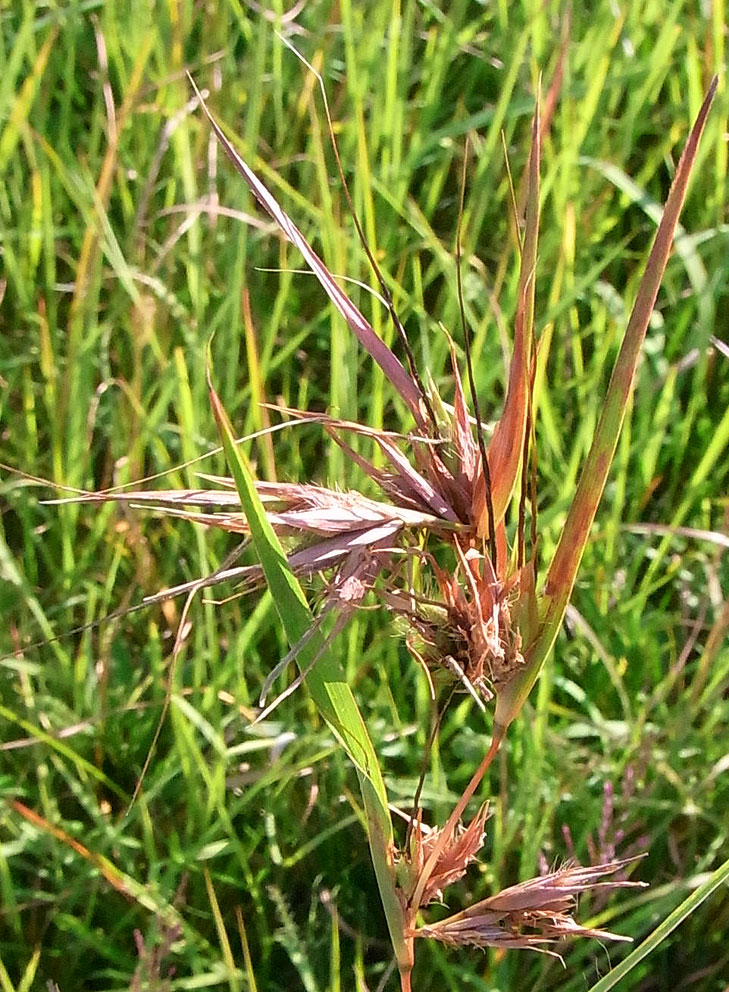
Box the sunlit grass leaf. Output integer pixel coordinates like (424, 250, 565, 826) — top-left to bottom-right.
(494, 76, 718, 734)
(206, 362, 413, 980)
(587, 854, 729, 992)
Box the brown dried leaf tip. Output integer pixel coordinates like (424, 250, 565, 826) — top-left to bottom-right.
(412, 857, 646, 953)
(401, 803, 490, 908)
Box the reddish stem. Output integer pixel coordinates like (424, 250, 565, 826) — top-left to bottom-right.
(409, 731, 503, 911)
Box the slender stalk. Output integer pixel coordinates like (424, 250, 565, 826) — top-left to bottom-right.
(408, 730, 503, 912)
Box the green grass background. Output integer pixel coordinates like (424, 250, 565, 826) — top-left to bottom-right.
(1, 1, 729, 989)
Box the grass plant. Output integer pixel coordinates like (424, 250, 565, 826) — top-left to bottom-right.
(2, 3, 729, 990)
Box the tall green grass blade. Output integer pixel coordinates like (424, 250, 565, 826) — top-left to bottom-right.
(207, 364, 412, 979)
(587, 854, 729, 992)
(0, 27, 57, 176)
(0, 955, 17, 992)
(203, 867, 241, 992)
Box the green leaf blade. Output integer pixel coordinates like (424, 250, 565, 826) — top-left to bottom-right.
(207, 367, 412, 977)
(587, 855, 729, 992)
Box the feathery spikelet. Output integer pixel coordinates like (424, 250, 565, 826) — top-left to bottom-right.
(400, 804, 490, 908)
(413, 857, 647, 951)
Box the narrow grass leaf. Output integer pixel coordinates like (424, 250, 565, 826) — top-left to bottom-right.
(587, 854, 729, 992)
(494, 77, 718, 733)
(481, 96, 540, 535)
(207, 364, 412, 977)
(203, 867, 241, 992)
(0, 957, 16, 992)
(234, 907, 258, 992)
(191, 76, 425, 425)
(10, 801, 182, 925)
(0, 28, 57, 175)
(16, 948, 40, 992)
